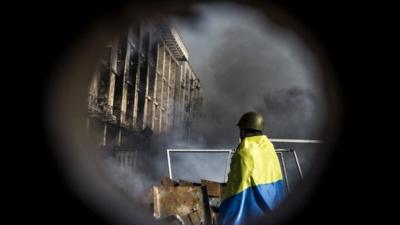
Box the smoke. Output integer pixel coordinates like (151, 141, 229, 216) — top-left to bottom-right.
(103, 156, 153, 205)
(173, 3, 327, 146)
(258, 86, 324, 138)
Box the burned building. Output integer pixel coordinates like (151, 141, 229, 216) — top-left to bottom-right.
(87, 22, 203, 152)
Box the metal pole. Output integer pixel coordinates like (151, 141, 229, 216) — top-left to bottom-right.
(167, 149, 233, 152)
(278, 152, 290, 193)
(167, 149, 173, 180)
(166, 149, 233, 181)
(293, 150, 303, 179)
(275, 149, 293, 152)
(270, 139, 322, 144)
(224, 151, 233, 182)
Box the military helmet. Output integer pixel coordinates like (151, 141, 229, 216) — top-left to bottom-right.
(237, 112, 264, 132)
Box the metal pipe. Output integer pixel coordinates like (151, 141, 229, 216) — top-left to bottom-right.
(169, 149, 291, 152)
(293, 150, 303, 179)
(224, 152, 231, 182)
(270, 139, 322, 144)
(275, 149, 293, 152)
(167, 149, 233, 181)
(278, 152, 290, 193)
(167, 149, 233, 152)
(166, 149, 297, 185)
(167, 149, 173, 179)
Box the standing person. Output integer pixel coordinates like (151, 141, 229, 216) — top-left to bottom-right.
(218, 112, 285, 225)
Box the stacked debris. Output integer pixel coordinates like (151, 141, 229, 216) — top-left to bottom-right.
(151, 177, 226, 225)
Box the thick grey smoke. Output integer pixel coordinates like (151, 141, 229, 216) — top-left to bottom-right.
(172, 2, 327, 144)
(103, 157, 149, 199)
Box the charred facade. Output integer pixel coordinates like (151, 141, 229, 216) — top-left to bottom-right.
(87, 22, 203, 151)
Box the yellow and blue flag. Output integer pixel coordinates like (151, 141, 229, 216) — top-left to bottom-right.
(218, 135, 285, 225)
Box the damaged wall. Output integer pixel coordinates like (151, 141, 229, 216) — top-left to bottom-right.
(87, 22, 203, 148)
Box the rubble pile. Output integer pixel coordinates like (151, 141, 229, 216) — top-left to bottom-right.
(150, 176, 226, 225)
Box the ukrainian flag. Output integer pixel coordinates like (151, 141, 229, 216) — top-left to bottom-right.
(218, 135, 285, 225)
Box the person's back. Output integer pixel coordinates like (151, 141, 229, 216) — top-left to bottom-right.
(218, 112, 285, 225)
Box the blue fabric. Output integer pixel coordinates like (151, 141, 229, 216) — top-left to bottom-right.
(218, 180, 285, 225)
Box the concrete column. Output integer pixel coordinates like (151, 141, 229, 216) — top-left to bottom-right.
(107, 37, 119, 109)
(132, 25, 144, 129)
(163, 53, 171, 132)
(155, 46, 161, 133)
(157, 43, 166, 132)
(173, 63, 184, 128)
(88, 66, 101, 108)
(120, 34, 132, 127)
(151, 42, 162, 131)
(145, 30, 157, 130)
(167, 59, 177, 130)
(141, 38, 151, 129)
(132, 66, 140, 127)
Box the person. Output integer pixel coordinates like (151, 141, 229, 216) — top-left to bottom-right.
(218, 112, 285, 225)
